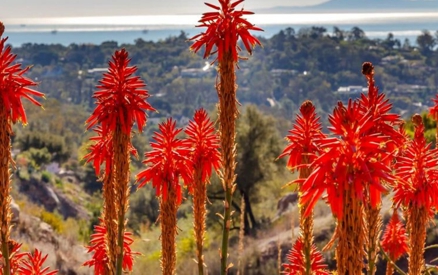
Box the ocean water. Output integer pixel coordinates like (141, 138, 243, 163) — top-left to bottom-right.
(2, 13, 438, 46)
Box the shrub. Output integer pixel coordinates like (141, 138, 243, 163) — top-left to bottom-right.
(40, 210, 64, 233)
(41, 170, 52, 183)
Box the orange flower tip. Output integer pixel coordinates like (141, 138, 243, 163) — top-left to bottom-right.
(362, 61, 374, 76)
(412, 113, 423, 126)
(0, 21, 4, 37)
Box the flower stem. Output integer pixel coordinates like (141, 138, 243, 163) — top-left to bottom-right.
(114, 126, 131, 275)
(298, 160, 313, 275)
(161, 186, 178, 275)
(336, 187, 366, 274)
(193, 168, 206, 275)
(103, 168, 117, 274)
(0, 104, 11, 275)
(408, 206, 427, 275)
(301, 204, 313, 275)
(366, 204, 381, 275)
(218, 52, 237, 275)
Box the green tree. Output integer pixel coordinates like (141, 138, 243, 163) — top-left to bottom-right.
(128, 185, 159, 234)
(416, 30, 436, 55)
(234, 105, 285, 235)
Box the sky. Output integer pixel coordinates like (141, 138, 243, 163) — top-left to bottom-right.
(0, 0, 327, 19)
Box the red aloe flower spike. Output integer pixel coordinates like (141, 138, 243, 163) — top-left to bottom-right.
(83, 222, 107, 275)
(282, 237, 329, 275)
(185, 108, 221, 189)
(137, 118, 193, 204)
(395, 122, 409, 159)
(278, 100, 326, 173)
(185, 109, 221, 274)
(0, 24, 44, 125)
(429, 94, 438, 147)
(359, 62, 405, 164)
(83, 220, 139, 275)
(84, 48, 154, 275)
(190, 2, 261, 273)
(301, 100, 393, 218)
(394, 114, 438, 274)
(360, 62, 404, 275)
(84, 126, 138, 176)
(278, 100, 326, 274)
(137, 118, 193, 274)
(430, 95, 438, 120)
(83, 126, 114, 177)
(86, 48, 156, 137)
(381, 210, 409, 261)
(393, 114, 438, 212)
(17, 249, 57, 275)
(1, 22, 44, 275)
(0, 241, 27, 275)
(299, 100, 395, 274)
(190, 0, 263, 63)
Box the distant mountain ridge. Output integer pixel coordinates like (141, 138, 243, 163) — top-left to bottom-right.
(256, 0, 438, 13)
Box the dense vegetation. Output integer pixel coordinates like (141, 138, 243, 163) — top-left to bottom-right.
(9, 27, 438, 125)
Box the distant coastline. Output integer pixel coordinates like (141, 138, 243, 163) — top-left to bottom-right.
(2, 12, 437, 47)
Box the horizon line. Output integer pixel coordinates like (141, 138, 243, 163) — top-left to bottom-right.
(3, 12, 438, 26)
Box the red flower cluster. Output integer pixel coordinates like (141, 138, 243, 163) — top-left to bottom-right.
(190, 0, 262, 62)
(394, 115, 438, 213)
(0, 241, 26, 275)
(18, 249, 58, 275)
(300, 100, 395, 218)
(84, 126, 138, 176)
(359, 62, 404, 159)
(0, 242, 57, 275)
(185, 108, 221, 188)
(278, 100, 325, 173)
(0, 29, 44, 125)
(137, 119, 193, 204)
(83, 221, 138, 274)
(429, 94, 438, 120)
(86, 48, 155, 136)
(381, 211, 409, 261)
(84, 49, 154, 176)
(283, 237, 329, 275)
